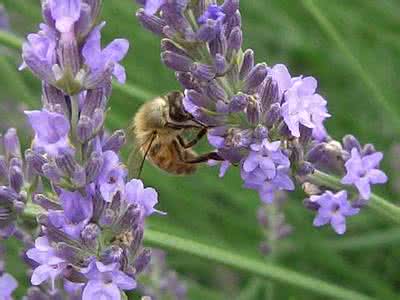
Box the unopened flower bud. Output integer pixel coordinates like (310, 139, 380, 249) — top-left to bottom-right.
(243, 63, 268, 93)
(229, 93, 247, 112)
(25, 150, 47, 176)
(190, 63, 216, 81)
(77, 116, 94, 143)
(3, 128, 21, 159)
(239, 49, 254, 80)
(342, 135, 361, 153)
(137, 9, 167, 35)
(9, 165, 24, 193)
(161, 51, 193, 72)
(102, 130, 126, 153)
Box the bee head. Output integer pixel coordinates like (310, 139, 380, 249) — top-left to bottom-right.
(166, 91, 192, 123)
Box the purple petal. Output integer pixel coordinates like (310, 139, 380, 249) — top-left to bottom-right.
(313, 214, 330, 227)
(362, 152, 383, 170)
(113, 271, 137, 290)
(367, 169, 388, 184)
(144, 0, 166, 15)
(0, 273, 17, 298)
(103, 39, 129, 63)
(355, 177, 371, 200)
(330, 214, 346, 235)
(82, 281, 121, 300)
(49, 0, 81, 33)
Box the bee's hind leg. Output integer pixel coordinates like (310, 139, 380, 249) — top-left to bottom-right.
(183, 152, 224, 164)
(177, 127, 207, 149)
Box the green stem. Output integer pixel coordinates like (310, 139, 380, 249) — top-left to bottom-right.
(144, 229, 372, 300)
(309, 170, 400, 224)
(0, 30, 22, 51)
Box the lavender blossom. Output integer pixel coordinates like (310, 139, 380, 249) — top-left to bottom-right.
(341, 148, 387, 200)
(0, 1, 162, 298)
(135, 0, 389, 234)
(25, 109, 71, 157)
(309, 191, 359, 234)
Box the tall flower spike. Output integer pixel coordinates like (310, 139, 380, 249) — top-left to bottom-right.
(135, 0, 389, 234)
(8, 1, 161, 298)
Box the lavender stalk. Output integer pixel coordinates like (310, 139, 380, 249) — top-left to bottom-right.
(0, 1, 162, 299)
(134, 0, 395, 234)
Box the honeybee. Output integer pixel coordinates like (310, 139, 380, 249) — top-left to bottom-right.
(128, 91, 222, 177)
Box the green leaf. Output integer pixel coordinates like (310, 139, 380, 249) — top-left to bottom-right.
(144, 229, 372, 300)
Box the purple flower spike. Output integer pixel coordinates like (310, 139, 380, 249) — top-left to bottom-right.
(26, 236, 67, 288)
(311, 190, 359, 234)
(341, 148, 388, 199)
(0, 273, 17, 300)
(125, 179, 158, 216)
(82, 260, 136, 300)
(49, 0, 81, 33)
(25, 109, 71, 157)
(82, 23, 130, 84)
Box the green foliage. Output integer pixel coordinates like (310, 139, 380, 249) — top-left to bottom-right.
(1, 0, 400, 299)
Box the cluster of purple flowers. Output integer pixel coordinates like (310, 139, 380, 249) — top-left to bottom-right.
(139, 249, 187, 300)
(135, 0, 388, 234)
(0, 1, 161, 299)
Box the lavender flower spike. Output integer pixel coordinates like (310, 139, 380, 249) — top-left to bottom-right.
(341, 148, 388, 200)
(135, 0, 390, 233)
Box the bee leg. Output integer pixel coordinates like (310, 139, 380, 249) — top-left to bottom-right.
(166, 122, 202, 130)
(177, 127, 207, 149)
(183, 152, 224, 164)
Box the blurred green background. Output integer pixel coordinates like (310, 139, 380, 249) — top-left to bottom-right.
(1, 0, 400, 299)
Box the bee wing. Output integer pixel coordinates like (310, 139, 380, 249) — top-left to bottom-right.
(127, 129, 157, 179)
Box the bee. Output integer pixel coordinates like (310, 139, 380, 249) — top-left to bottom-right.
(128, 91, 222, 177)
